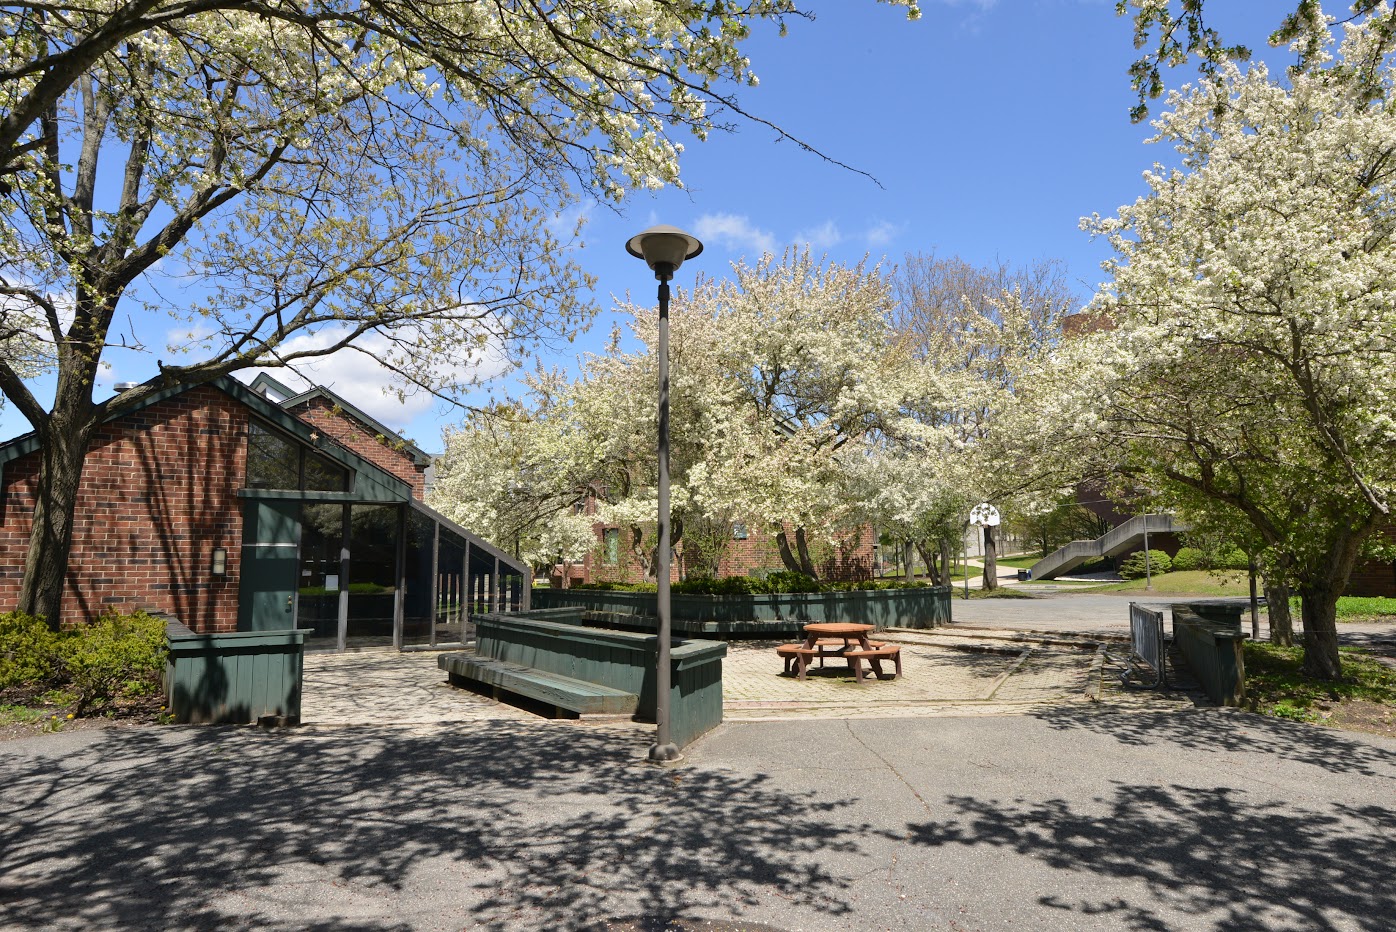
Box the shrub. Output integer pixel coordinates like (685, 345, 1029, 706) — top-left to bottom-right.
(1119, 550, 1172, 580)
(1215, 546, 1250, 571)
(1171, 547, 1205, 572)
(59, 611, 168, 714)
(580, 573, 933, 595)
(0, 612, 61, 690)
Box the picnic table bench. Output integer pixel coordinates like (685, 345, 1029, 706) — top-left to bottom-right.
(776, 623, 903, 684)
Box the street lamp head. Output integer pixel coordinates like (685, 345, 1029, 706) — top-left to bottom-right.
(625, 225, 703, 281)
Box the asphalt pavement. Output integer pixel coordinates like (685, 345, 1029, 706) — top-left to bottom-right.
(1, 706, 1393, 931)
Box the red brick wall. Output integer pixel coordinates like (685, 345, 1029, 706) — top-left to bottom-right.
(0, 385, 245, 631)
(288, 397, 425, 499)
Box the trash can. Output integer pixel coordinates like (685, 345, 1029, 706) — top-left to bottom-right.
(1016, 569, 1031, 581)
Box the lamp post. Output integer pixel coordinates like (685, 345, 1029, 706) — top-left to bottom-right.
(625, 224, 703, 763)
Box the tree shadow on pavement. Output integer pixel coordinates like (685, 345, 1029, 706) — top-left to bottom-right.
(1029, 706, 1396, 777)
(0, 722, 865, 931)
(898, 779, 1396, 931)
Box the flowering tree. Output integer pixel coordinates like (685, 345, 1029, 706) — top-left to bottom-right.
(887, 255, 1077, 588)
(1025, 9, 1396, 678)
(614, 251, 922, 578)
(1118, 1, 1381, 120)
(433, 251, 925, 581)
(0, 0, 921, 623)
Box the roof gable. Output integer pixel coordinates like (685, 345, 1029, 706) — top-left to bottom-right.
(0, 376, 413, 502)
(247, 373, 431, 466)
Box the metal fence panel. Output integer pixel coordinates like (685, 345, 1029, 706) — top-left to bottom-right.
(1128, 602, 1167, 688)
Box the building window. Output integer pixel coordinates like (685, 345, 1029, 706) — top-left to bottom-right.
(603, 528, 620, 565)
(246, 420, 349, 492)
(732, 523, 749, 540)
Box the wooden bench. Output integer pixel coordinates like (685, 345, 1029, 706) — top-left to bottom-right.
(776, 644, 820, 678)
(439, 653, 638, 717)
(842, 645, 903, 684)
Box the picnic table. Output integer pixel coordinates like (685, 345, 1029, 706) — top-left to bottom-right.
(776, 622, 903, 684)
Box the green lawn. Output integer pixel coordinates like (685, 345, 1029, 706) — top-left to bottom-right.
(993, 555, 1042, 570)
(1326, 596, 1396, 621)
(1244, 642, 1396, 725)
(1093, 570, 1250, 596)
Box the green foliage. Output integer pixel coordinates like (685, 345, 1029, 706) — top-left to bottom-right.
(1171, 546, 1205, 572)
(0, 612, 61, 689)
(1119, 550, 1171, 580)
(57, 612, 168, 714)
(574, 574, 935, 595)
(1244, 642, 1396, 721)
(1214, 545, 1250, 571)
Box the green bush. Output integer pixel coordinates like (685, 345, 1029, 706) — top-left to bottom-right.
(578, 574, 933, 595)
(1119, 550, 1172, 580)
(59, 611, 168, 714)
(0, 612, 61, 690)
(1215, 546, 1250, 571)
(1171, 547, 1205, 572)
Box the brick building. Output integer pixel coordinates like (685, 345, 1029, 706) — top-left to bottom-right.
(0, 376, 527, 649)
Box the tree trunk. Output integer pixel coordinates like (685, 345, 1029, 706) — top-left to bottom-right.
(1264, 580, 1294, 646)
(904, 540, 915, 583)
(981, 525, 998, 591)
(774, 529, 802, 575)
(626, 525, 656, 582)
(1297, 583, 1343, 680)
(915, 540, 940, 585)
(19, 407, 99, 629)
(793, 526, 819, 579)
(940, 539, 952, 588)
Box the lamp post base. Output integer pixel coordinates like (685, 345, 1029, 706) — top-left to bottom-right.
(647, 742, 682, 763)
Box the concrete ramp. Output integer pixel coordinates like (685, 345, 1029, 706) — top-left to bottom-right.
(1030, 514, 1187, 580)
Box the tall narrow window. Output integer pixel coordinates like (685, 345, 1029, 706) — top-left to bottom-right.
(603, 528, 620, 565)
(246, 422, 300, 490)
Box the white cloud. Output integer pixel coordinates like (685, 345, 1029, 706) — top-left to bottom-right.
(547, 202, 594, 243)
(238, 324, 509, 430)
(693, 213, 777, 258)
(794, 220, 844, 252)
(864, 220, 903, 248)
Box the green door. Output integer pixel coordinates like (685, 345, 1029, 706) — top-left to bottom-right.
(238, 500, 301, 632)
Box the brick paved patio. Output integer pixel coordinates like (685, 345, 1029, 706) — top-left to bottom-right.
(299, 626, 1194, 728)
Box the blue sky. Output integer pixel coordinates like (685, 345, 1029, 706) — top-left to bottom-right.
(3, 0, 1282, 450)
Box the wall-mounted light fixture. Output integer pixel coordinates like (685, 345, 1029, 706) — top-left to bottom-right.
(211, 547, 227, 576)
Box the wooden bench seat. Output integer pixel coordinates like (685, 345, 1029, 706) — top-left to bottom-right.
(842, 645, 903, 684)
(776, 643, 820, 677)
(439, 652, 638, 716)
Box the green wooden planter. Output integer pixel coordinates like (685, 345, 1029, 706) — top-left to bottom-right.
(1171, 606, 1248, 706)
(165, 620, 310, 724)
(532, 586, 952, 634)
(463, 610, 726, 748)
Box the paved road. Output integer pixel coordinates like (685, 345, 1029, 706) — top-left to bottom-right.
(946, 591, 1396, 643)
(1, 709, 1392, 931)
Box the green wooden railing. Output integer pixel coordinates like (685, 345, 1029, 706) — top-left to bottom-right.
(531, 586, 952, 636)
(470, 609, 726, 748)
(1171, 605, 1248, 706)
